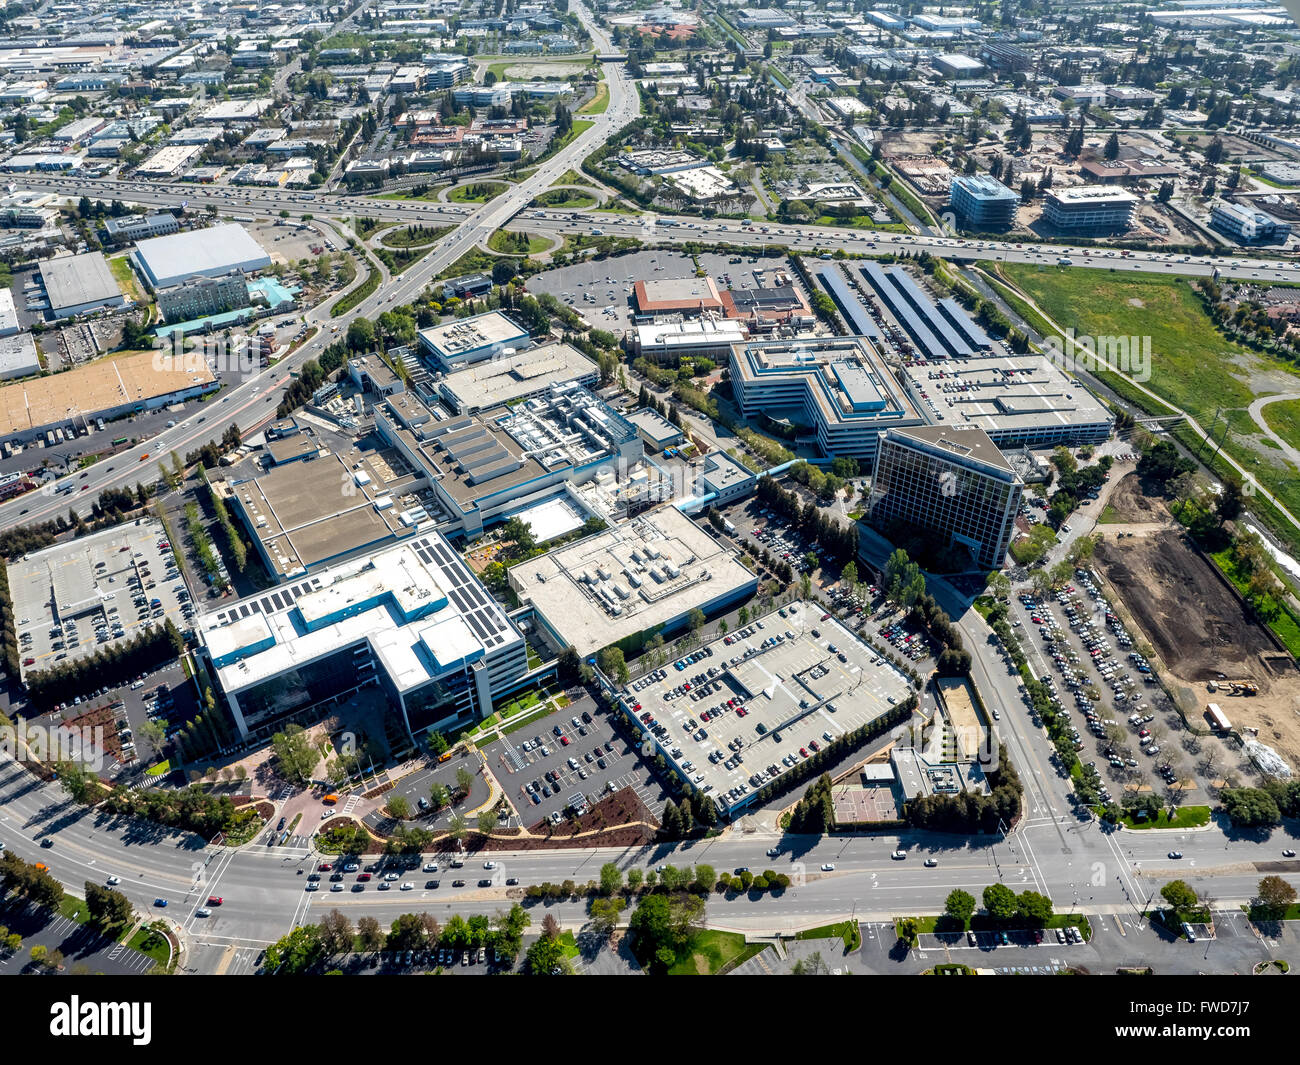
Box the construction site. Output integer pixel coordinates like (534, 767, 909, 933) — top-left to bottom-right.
(1093, 484, 1300, 776)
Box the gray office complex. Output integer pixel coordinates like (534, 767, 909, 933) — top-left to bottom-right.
(949, 174, 1018, 228)
(867, 424, 1023, 570)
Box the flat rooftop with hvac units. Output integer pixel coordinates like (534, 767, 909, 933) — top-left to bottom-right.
(418, 310, 531, 372)
(197, 533, 528, 741)
(510, 505, 758, 661)
(377, 380, 642, 540)
(729, 335, 922, 463)
(219, 445, 437, 582)
(0, 349, 217, 443)
(898, 355, 1112, 448)
(610, 600, 913, 816)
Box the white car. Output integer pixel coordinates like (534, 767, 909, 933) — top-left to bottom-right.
(106, 875, 121, 885)
(820, 863, 835, 871)
(195, 907, 211, 917)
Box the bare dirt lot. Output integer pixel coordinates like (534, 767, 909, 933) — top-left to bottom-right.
(1103, 472, 1168, 525)
(1094, 525, 1300, 772)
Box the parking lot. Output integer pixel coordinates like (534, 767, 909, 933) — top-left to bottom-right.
(8, 517, 194, 682)
(616, 600, 914, 814)
(368, 750, 492, 832)
(525, 249, 696, 332)
(481, 693, 669, 826)
(1012, 567, 1210, 802)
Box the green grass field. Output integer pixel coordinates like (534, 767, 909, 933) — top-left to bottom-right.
(487, 229, 552, 255)
(1001, 265, 1300, 548)
(448, 181, 508, 204)
(1120, 805, 1212, 830)
(579, 82, 609, 115)
(665, 930, 765, 975)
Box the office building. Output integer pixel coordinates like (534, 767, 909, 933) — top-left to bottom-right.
(197, 533, 528, 741)
(377, 381, 642, 540)
(729, 336, 923, 463)
(417, 310, 531, 371)
(103, 212, 179, 245)
(949, 174, 1018, 228)
(866, 425, 1023, 570)
(437, 341, 598, 414)
(1042, 185, 1138, 231)
(1210, 199, 1293, 244)
(156, 271, 250, 323)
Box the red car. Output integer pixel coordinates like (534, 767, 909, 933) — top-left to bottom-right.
(809, 740, 820, 752)
(799, 747, 809, 758)
(357, 872, 372, 881)
(821, 613, 830, 621)
(206, 896, 223, 906)
(318, 863, 332, 872)
(559, 735, 570, 746)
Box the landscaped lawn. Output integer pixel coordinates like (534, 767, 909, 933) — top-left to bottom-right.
(537, 188, 598, 210)
(108, 254, 145, 303)
(665, 929, 764, 974)
(487, 229, 551, 255)
(579, 82, 609, 115)
(128, 925, 172, 966)
(793, 920, 861, 950)
(448, 181, 508, 204)
(1120, 805, 1212, 830)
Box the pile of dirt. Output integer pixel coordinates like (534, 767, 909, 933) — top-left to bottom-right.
(1102, 473, 1168, 525)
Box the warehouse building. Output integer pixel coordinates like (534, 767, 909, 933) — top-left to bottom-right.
(0, 349, 216, 444)
(132, 223, 272, 289)
(38, 252, 128, 318)
(510, 504, 758, 660)
(197, 533, 529, 741)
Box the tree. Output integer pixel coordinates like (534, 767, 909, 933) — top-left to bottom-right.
(945, 889, 976, 925)
(359, 915, 384, 952)
(1161, 879, 1199, 918)
(524, 934, 571, 975)
(597, 645, 629, 686)
(85, 882, 134, 930)
(426, 731, 449, 757)
(626, 892, 704, 973)
(386, 795, 411, 820)
(429, 782, 450, 809)
(270, 724, 316, 787)
(455, 766, 474, 797)
(477, 810, 496, 836)
(1256, 875, 1296, 916)
(318, 909, 354, 955)
(1220, 787, 1281, 828)
(588, 895, 625, 937)
(1017, 890, 1054, 924)
(1103, 132, 1120, 161)
(983, 883, 1019, 921)
(599, 862, 623, 896)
